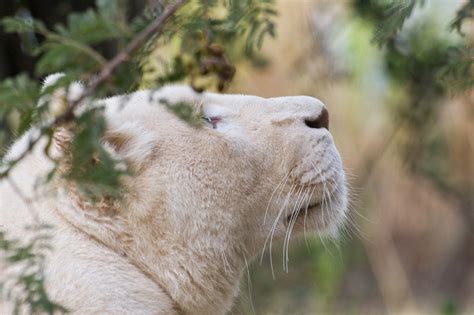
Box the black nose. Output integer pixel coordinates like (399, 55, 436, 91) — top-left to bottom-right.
(305, 107, 329, 130)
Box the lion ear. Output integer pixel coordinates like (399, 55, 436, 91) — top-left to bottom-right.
(42, 74, 156, 171)
(41, 73, 85, 157)
(40, 73, 86, 117)
(51, 126, 125, 163)
(104, 122, 158, 172)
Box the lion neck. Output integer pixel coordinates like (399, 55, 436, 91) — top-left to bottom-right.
(58, 187, 250, 314)
(123, 224, 248, 314)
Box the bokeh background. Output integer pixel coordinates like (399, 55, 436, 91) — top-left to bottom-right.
(229, 1, 474, 314)
(1, 0, 473, 314)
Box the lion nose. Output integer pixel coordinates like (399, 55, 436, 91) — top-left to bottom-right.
(304, 107, 329, 130)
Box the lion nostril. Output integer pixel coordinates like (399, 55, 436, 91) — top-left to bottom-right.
(305, 107, 329, 130)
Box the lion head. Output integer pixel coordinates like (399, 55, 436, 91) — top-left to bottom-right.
(3, 75, 348, 314)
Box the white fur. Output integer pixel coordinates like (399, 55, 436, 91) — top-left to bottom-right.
(0, 75, 348, 314)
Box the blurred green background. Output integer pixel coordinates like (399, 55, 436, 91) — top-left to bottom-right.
(1, 0, 473, 314)
(229, 1, 474, 314)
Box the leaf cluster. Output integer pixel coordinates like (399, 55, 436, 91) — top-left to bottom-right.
(353, 0, 473, 92)
(160, 98, 204, 128)
(1, 0, 146, 94)
(437, 46, 474, 92)
(450, 0, 474, 36)
(0, 226, 67, 314)
(353, 0, 473, 191)
(0, 75, 40, 141)
(65, 107, 129, 201)
(372, 0, 423, 47)
(150, 0, 277, 91)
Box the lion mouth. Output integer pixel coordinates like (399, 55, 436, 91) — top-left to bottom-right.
(285, 201, 322, 224)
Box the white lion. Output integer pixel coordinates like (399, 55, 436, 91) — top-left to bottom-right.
(0, 75, 348, 314)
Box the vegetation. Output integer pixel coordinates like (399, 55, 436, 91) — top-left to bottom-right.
(0, 0, 276, 312)
(238, 1, 473, 313)
(0, 0, 472, 313)
(354, 0, 473, 195)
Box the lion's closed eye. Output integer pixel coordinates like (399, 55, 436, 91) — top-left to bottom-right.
(202, 116, 222, 129)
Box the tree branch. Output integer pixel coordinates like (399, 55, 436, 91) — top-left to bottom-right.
(64, 0, 188, 119)
(0, 0, 188, 178)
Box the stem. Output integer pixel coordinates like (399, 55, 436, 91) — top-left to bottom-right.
(46, 32, 108, 67)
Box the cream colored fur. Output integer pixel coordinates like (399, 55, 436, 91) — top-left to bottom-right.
(0, 75, 348, 314)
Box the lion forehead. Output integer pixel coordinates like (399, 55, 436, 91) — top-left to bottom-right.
(99, 85, 326, 126)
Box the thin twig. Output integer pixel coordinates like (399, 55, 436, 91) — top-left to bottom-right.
(7, 177, 40, 223)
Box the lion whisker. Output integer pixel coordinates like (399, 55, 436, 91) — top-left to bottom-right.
(309, 161, 336, 257)
(259, 175, 291, 265)
(283, 187, 309, 272)
(263, 172, 291, 226)
(282, 186, 306, 272)
(261, 183, 296, 279)
(303, 184, 318, 251)
(243, 254, 255, 315)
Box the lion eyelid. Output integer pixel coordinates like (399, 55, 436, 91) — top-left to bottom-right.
(203, 116, 222, 129)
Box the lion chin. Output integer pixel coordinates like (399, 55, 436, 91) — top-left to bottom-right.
(0, 74, 348, 315)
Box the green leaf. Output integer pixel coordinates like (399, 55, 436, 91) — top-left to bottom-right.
(66, 107, 128, 201)
(372, 0, 422, 46)
(450, 0, 474, 36)
(2, 17, 34, 33)
(1, 16, 47, 35)
(437, 47, 474, 92)
(0, 226, 68, 314)
(160, 99, 203, 128)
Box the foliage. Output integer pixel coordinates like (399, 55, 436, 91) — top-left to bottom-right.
(145, 0, 277, 91)
(352, 0, 473, 189)
(0, 226, 67, 314)
(354, 0, 473, 92)
(371, 0, 423, 46)
(443, 0, 474, 91)
(0, 0, 277, 197)
(450, 0, 474, 36)
(65, 107, 129, 201)
(0, 75, 40, 138)
(436, 46, 474, 92)
(0, 0, 277, 311)
(159, 99, 204, 128)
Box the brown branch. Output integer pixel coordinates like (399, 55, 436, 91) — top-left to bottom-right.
(63, 0, 188, 120)
(0, 0, 188, 178)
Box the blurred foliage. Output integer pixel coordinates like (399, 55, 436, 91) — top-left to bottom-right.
(353, 0, 474, 192)
(65, 107, 129, 201)
(143, 0, 276, 91)
(450, 0, 474, 36)
(2, 0, 152, 94)
(0, 0, 277, 311)
(230, 1, 473, 314)
(441, 299, 461, 315)
(0, 226, 67, 314)
(0, 74, 40, 138)
(1, 0, 472, 313)
(159, 98, 204, 128)
(444, 1, 474, 90)
(354, 0, 473, 92)
(371, 0, 423, 46)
